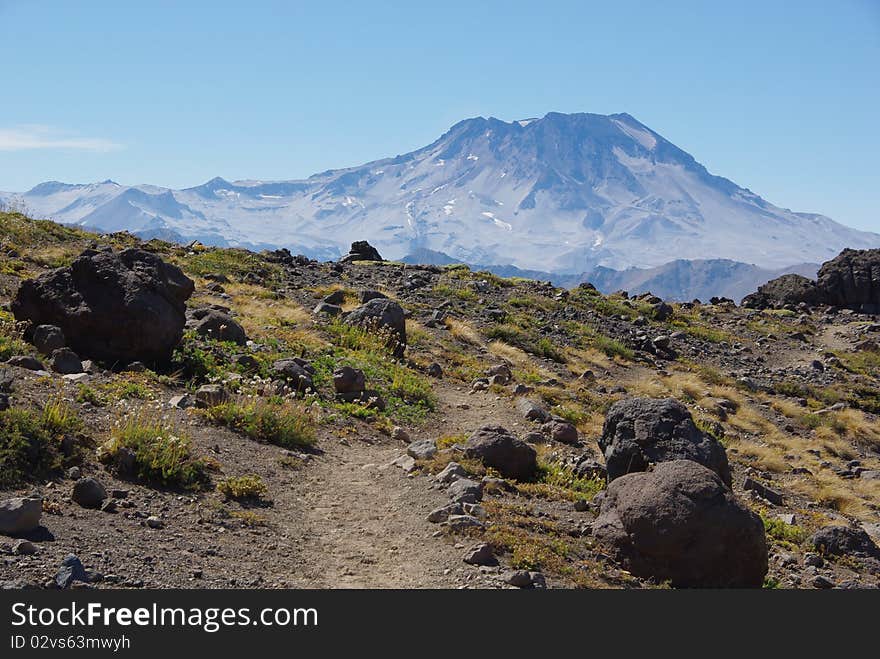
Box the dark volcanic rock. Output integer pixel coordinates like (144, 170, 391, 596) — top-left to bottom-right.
(598, 397, 731, 486)
(32, 324, 66, 355)
(743, 249, 880, 314)
(742, 274, 821, 310)
(333, 366, 366, 394)
(191, 309, 248, 345)
(464, 425, 537, 480)
(344, 298, 407, 357)
(6, 355, 45, 371)
(272, 358, 315, 393)
(55, 554, 88, 589)
(72, 477, 107, 509)
(340, 241, 383, 263)
(816, 249, 880, 314)
(810, 525, 880, 559)
(49, 348, 83, 374)
(593, 460, 768, 588)
(12, 248, 195, 364)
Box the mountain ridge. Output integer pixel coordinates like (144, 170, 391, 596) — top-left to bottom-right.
(2, 111, 877, 296)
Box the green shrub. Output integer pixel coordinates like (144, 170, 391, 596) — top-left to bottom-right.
(762, 514, 808, 545)
(0, 402, 83, 488)
(535, 460, 605, 501)
(0, 311, 29, 361)
(200, 399, 316, 448)
(217, 474, 269, 501)
(100, 417, 209, 489)
(75, 384, 107, 406)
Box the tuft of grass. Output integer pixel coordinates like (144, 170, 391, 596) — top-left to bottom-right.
(217, 474, 269, 501)
(200, 399, 316, 448)
(444, 318, 483, 346)
(75, 383, 107, 406)
(0, 402, 83, 488)
(516, 460, 605, 502)
(762, 514, 808, 546)
(100, 417, 209, 489)
(0, 311, 30, 361)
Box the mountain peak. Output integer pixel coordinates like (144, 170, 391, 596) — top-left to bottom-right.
(7, 112, 879, 283)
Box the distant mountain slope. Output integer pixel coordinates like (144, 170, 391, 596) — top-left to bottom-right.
(583, 260, 820, 303)
(3, 112, 877, 289)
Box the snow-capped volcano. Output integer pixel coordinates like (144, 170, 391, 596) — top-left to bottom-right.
(3, 112, 878, 273)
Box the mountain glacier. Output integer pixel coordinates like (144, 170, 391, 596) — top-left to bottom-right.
(2, 112, 878, 278)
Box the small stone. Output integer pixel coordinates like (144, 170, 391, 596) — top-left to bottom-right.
(195, 384, 228, 408)
(574, 499, 590, 512)
(169, 394, 194, 409)
(811, 575, 834, 589)
(406, 439, 437, 461)
(12, 540, 36, 555)
(463, 543, 497, 566)
(55, 554, 88, 589)
(505, 570, 533, 587)
(391, 426, 410, 443)
(447, 478, 483, 504)
(390, 455, 417, 473)
(72, 477, 107, 509)
(427, 502, 464, 523)
(146, 516, 165, 529)
(0, 496, 42, 535)
(742, 476, 783, 505)
(66, 466, 81, 480)
(803, 553, 824, 568)
(49, 347, 83, 374)
(435, 461, 468, 484)
(444, 515, 485, 531)
(313, 302, 343, 316)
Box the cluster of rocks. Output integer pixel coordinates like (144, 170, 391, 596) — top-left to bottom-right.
(339, 240, 384, 263)
(591, 397, 768, 587)
(11, 247, 195, 366)
(744, 248, 880, 314)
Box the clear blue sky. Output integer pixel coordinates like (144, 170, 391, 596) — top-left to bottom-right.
(1, 0, 878, 231)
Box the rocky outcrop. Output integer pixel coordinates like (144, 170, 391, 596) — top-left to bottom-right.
(743, 248, 880, 313)
(598, 397, 732, 486)
(593, 460, 768, 587)
(12, 247, 194, 364)
(340, 241, 384, 263)
(810, 525, 880, 559)
(741, 274, 820, 310)
(815, 249, 880, 314)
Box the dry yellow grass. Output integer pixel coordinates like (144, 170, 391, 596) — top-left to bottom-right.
(562, 345, 613, 374)
(444, 318, 483, 346)
(487, 340, 555, 382)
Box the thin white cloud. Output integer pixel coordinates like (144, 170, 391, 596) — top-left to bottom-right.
(0, 125, 122, 152)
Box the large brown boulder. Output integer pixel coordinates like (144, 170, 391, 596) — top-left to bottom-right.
(464, 425, 537, 480)
(593, 460, 768, 588)
(598, 398, 731, 486)
(816, 248, 880, 314)
(12, 248, 194, 365)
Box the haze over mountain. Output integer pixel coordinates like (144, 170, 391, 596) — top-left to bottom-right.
(2, 112, 877, 300)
